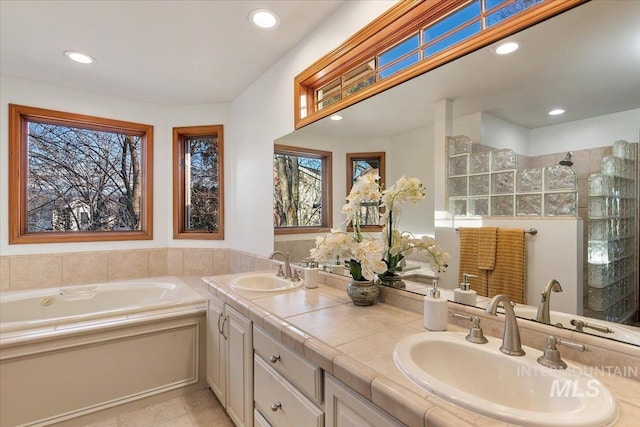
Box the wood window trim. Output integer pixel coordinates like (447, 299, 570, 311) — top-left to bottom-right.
(8, 104, 154, 244)
(172, 125, 225, 240)
(294, 0, 587, 129)
(346, 152, 386, 232)
(274, 144, 333, 235)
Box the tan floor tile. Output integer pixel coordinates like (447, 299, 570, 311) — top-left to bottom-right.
(181, 388, 217, 413)
(118, 397, 186, 427)
(81, 416, 119, 427)
(155, 414, 193, 427)
(188, 406, 234, 427)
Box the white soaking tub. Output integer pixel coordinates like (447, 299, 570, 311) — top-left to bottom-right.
(0, 277, 207, 427)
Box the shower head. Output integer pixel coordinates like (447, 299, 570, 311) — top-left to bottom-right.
(559, 151, 574, 167)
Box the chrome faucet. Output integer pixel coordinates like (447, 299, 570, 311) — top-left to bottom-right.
(536, 279, 563, 324)
(485, 294, 525, 356)
(268, 251, 292, 279)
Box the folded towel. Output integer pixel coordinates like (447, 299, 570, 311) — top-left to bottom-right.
(458, 227, 488, 296)
(477, 227, 497, 270)
(488, 228, 526, 304)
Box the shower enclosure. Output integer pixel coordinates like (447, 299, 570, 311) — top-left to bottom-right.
(587, 140, 638, 323)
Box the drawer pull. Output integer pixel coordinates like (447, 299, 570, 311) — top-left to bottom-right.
(271, 402, 282, 412)
(270, 354, 281, 363)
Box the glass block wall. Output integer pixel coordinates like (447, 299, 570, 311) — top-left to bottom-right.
(586, 140, 638, 323)
(447, 135, 578, 217)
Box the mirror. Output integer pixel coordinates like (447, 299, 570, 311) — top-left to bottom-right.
(274, 1, 640, 346)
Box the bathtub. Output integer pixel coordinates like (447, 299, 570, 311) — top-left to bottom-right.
(0, 277, 205, 335)
(0, 277, 207, 427)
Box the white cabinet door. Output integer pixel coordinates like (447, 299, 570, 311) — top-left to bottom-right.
(325, 374, 403, 427)
(225, 305, 254, 427)
(206, 295, 226, 406)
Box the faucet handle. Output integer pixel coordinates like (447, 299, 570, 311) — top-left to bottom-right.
(276, 265, 284, 277)
(292, 269, 301, 282)
(452, 313, 488, 344)
(537, 335, 590, 369)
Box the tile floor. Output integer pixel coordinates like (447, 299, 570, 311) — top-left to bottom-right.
(82, 388, 234, 427)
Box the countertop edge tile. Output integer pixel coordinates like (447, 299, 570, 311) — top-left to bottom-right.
(303, 338, 339, 374)
(424, 407, 476, 427)
(371, 376, 432, 427)
(332, 354, 378, 401)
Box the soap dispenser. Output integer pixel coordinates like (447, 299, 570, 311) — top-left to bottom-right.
(454, 273, 478, 306)
(423, 278, 448, 331)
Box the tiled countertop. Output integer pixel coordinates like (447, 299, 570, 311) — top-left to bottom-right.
(201, 271, 640, 427)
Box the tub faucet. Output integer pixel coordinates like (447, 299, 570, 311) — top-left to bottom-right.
(536, 279, 563, 324)
(485, 294, 525, 356)
(268, 251, 292, 279)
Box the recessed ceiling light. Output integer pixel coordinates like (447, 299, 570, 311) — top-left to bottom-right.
(548, 108, 566, 116)
(64, 51, 96, 64)
(330, 114, 343, 121)
(249, 9, 280, 29)
(493, 41, 520, 55)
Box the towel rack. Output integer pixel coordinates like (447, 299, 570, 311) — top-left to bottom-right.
(454, 227, 538, 236)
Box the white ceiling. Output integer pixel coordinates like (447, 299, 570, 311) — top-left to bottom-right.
(0, 0, 346, 105)
(301, 0, 640, 138)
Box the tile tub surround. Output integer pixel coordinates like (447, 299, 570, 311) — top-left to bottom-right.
(204, 271, 640, 427)
(0, 248, 276, 291)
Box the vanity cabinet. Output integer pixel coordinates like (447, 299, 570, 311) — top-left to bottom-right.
(206, 293, 253, 427)
(253, 325, 324, 426)
(325, 374, 403, 427)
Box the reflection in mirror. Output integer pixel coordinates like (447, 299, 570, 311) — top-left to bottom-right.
(346, 152, 385, 228)
(274, 1, 640, 346)
(273, 144, 332, 233)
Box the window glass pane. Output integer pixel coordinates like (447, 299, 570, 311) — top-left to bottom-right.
(378, 52, 420, 79)
(343, 59, 375, 97)
(185, 135, 220, 232)
(351, 159, 381, 226)
(352, 159, 380, 182)
(486, 0, 544, 27)
(316, 78, 341, 110)
(423, 1, 481, 41)
(485, 0, 507, 11)
(423, 21, 482, 57)
(27, 122, 142, 232)
(274, 153, 323, 227)
(378, 34, 420, 68)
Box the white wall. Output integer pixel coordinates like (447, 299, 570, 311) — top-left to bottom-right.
(227, 0, 396, 256)
(529, 108, 640, 156)
(481, 112, 530, 154)
(0, 1, 395, 257)
(436, 218, 583, 315)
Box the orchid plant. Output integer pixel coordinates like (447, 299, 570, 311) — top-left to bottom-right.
(310, 171, 449, 281)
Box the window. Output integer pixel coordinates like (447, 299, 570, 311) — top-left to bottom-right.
(346, 152, 386, 229)
(295, 0, 583, 128)
(8, 104, 153, 244)
(173, 125, 224, 240)
(274, 145, 332, 233)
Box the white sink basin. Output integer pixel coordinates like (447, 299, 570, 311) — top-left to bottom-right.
(394, 332, 618, 426)
(229, 273, 303, 292)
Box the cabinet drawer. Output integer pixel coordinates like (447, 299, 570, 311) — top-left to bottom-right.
(254, 409, 271, 427)
(254, 356, 324, 427)
(254, 326, 322, 404)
